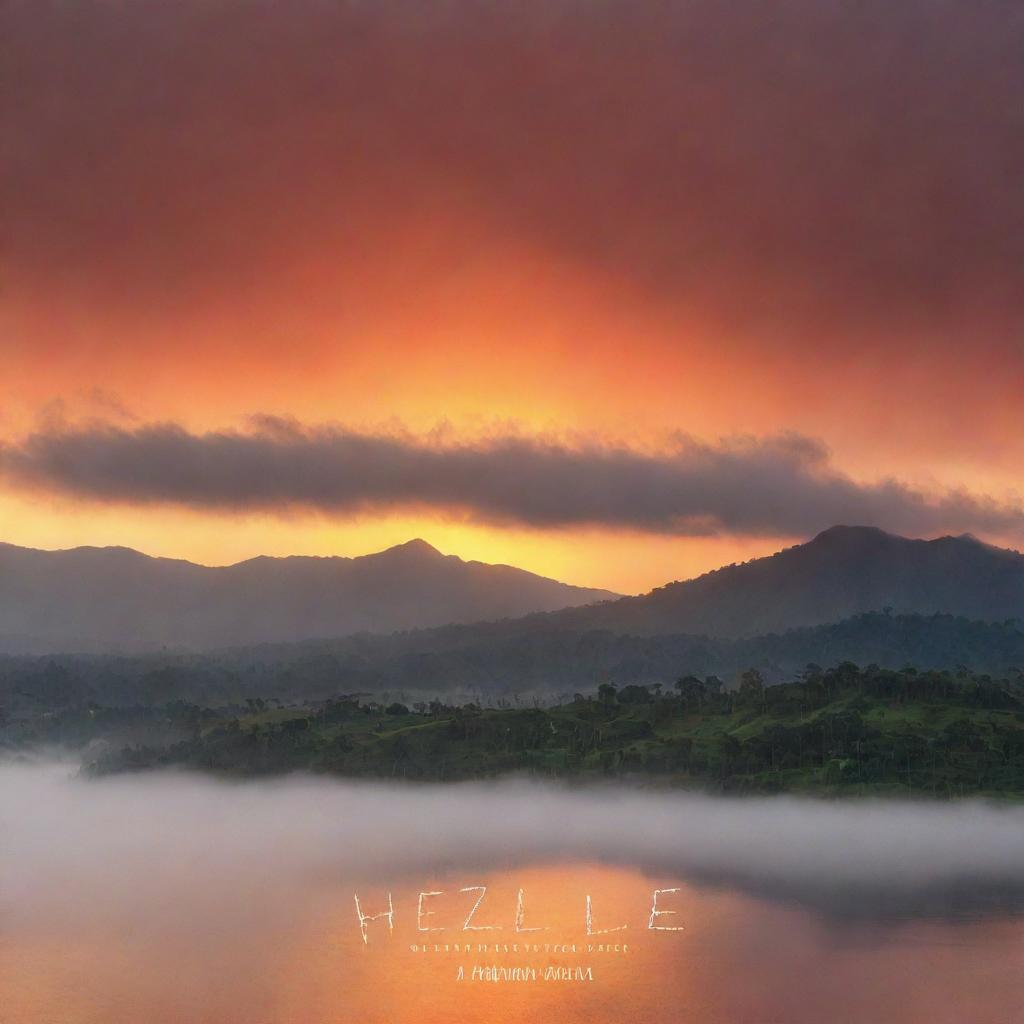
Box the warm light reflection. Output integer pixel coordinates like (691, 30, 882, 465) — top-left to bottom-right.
(6, 860, 1024, 1024)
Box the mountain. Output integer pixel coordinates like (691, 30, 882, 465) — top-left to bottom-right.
(0, 539, 617, 653)
(552, 525, 1024, 637)
(3, 524, 1022, 662)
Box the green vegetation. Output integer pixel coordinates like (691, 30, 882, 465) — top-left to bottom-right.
(9, 663, 1024, 797)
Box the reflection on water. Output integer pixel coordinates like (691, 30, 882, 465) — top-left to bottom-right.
(3, 764, 1024, 1023)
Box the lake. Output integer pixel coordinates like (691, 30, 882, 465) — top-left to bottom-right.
(3, 763, 1024, 1023)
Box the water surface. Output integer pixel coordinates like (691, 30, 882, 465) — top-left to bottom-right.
(3, 764, 1024, 1023)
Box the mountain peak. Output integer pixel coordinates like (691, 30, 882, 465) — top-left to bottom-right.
(555, 525, 1024, 640)
(0, 536, 613, 652)
(809, 524, 895, 545)
(379, 538, 443, 558)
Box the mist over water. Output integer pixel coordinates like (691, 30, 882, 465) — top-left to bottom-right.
(4, 761, 1024, 1023)
(7, 761, 1024, 922)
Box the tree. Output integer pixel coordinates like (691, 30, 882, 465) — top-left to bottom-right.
(674, 675, 705, 712)
(739, 669, 766, 711)
(618, 684, 651, 704)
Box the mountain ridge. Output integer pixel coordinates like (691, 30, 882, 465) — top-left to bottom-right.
(545, 525, 1024, 637)
(4, 525, 1024, 656)
(0, 538, 618, 653)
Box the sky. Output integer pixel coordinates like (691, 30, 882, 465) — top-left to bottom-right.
(2, 0, 1023, 593)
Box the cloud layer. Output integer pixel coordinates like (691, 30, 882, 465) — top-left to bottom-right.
(1, 419, 1020, 539)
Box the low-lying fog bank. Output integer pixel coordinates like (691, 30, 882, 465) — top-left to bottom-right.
(4, 760, 1024, 924)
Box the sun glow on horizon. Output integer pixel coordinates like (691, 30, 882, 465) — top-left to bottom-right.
(0, 488, 794, 595)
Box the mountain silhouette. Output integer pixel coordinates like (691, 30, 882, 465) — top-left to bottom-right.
(0, 539, 617, 653)
(4, 526, 1024, 656)
(553, 525, 1024, 636)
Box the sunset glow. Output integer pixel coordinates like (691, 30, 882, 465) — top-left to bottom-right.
(4, 0, 1022, 592)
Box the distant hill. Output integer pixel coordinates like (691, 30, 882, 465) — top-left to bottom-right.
(0, 539, 617, 653)
(552, 526, 1024, 637)
(4, 612, 1024, 711)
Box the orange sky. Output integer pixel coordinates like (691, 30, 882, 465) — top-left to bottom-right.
(3, 0, 1022, 593)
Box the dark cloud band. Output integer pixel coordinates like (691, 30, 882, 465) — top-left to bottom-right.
(1, 419, 1020, 539)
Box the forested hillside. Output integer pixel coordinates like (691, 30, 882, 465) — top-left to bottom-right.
(8, 664, 1024, 798)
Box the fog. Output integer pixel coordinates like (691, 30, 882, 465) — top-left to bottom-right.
(6, 760, 1024, 929)
(10, 761, 1024, 1023)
